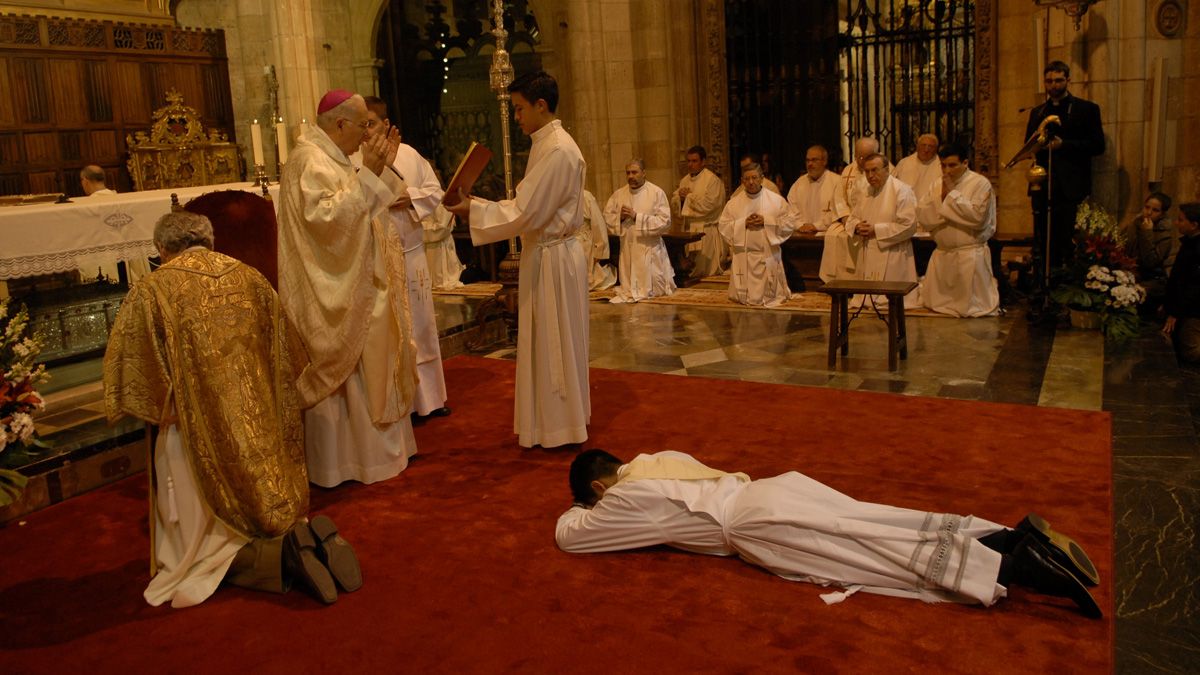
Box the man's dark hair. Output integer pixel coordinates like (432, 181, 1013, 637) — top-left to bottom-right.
(1044, 60, 1070, 78)
(569, 449, 623, 505)
(739, 152, 762, 165)
(1147, 191, 1173, 212)
(363, 95, 389, 121)
(686, 145, 707, 160)
(508, 70, 559, 113)
(1179, 202, 1200, 225)
(806, 144, 829, 158)
(937, 142, 969, 163)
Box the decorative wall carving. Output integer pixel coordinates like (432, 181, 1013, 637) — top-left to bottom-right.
(699, 0, 729, 185)
(126, 90, 241, 190)
(975, 0, 998, 181)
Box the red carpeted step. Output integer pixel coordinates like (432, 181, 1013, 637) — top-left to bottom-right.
(0, 355, 1112, 673)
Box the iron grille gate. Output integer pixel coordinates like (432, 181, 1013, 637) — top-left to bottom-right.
(841, 0, 975, 163)
(725, 1, 841, 187)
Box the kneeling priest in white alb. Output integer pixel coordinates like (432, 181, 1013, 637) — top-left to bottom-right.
(824, 153, 919, 307)
(915, 143, 1000, 317)
(718, 164, 796, 307)
(604, 159, 675, 303)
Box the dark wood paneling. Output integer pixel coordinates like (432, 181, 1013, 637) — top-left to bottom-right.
(115, 60, 148, 124)
(87, 130, 117, 161)
(0, 133, 20, 164)
(49, 59, 87, 125)
(83, 60, 112, 122)
(0, 57, 14, 125)
(27, 171, 59, 193)
(0, 15, 231, 196)
(23, 132, 57, 163)
(13, 58, 49, 124)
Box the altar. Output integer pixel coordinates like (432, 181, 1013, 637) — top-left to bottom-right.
(0, 181, 279, 289)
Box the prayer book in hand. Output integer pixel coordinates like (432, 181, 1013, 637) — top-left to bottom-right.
(443, 142, 494, 206)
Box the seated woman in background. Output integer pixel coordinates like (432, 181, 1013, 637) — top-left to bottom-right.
(1163, 203, 1200, 363)
(1126, 191, 1178, 315)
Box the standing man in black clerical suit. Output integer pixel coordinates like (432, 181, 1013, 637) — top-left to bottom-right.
(1025, 60, 1104, 307)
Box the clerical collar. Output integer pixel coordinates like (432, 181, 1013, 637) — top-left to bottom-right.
(630, 182, 645, 193)
(531, 119, 561, 143)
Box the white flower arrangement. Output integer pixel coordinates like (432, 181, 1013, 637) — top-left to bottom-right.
(1, 298, 51, 506)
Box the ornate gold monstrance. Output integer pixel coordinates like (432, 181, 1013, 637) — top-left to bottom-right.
(126, 90, 242, 191)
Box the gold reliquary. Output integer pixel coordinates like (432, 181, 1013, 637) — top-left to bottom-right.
(126, 90, 242, 191)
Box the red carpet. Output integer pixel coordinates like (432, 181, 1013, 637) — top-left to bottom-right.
(0, 356, 1112, 673)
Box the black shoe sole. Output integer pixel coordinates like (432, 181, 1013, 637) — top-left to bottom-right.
(1035, 544, 1103, 619)
(1019, 513, 1100, 587)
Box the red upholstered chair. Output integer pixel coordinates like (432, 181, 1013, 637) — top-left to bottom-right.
(183, 189, 278, 289)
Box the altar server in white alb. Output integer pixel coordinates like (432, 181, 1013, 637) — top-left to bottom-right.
(786, 145, 840, 235)
(444, 71, 590, 449)
(557, 449, 1102, 619)
(719, 163, 796, 307)
(422, 204, 466, 289)
(578, 189, 617, 291)
(278, 90, 419, 486)
(823, 154, 920, 307)
(364, 96, 450, 416)
(915, 142, 1000, 317)
(671, 145, 727, 278)
(893, 133, 940, 200)
(604, 159, 675, 303)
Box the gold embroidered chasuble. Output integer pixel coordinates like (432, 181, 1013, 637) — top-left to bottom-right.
(103, 249, 309, 539)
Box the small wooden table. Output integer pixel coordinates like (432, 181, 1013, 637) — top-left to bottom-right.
(818, 280, 919, 371)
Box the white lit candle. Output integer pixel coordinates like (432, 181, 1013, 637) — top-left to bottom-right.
(276, 117, 288, 165)
(250, 119, 265, 166)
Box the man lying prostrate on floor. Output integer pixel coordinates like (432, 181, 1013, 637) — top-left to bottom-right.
(104, 212, 361, 608)
(556, 449, 1101, 618)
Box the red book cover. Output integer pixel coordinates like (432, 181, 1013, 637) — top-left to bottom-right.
(443, 142, 493, 206)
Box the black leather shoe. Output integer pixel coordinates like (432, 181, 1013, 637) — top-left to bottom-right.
(429, 406, 452, 417)
(1016, 513, 1099, 586)
(1011, 535, 1102, 619)
(310, 515, 362, 593)
(284, 523, 337, 604)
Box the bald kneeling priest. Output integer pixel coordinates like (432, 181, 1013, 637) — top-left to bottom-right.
(104, 212, 361, 607)
(556, 449, 1101, 618)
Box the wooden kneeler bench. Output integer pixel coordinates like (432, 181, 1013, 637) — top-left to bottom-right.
(818, 280, 919, 372)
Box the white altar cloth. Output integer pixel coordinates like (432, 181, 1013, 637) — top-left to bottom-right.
(0, 182, 279, 280)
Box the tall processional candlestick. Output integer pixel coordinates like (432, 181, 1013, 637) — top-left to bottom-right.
(469, 0, 521, 347)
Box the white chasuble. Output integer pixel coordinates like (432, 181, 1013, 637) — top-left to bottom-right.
(279, 124, 418, 486)
(822, 175, 919, 307)
(718, 188, 796, 307)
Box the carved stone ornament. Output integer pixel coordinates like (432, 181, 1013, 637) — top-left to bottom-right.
(1155, 0, 1185, 38)
(126, 90, 241, 191)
